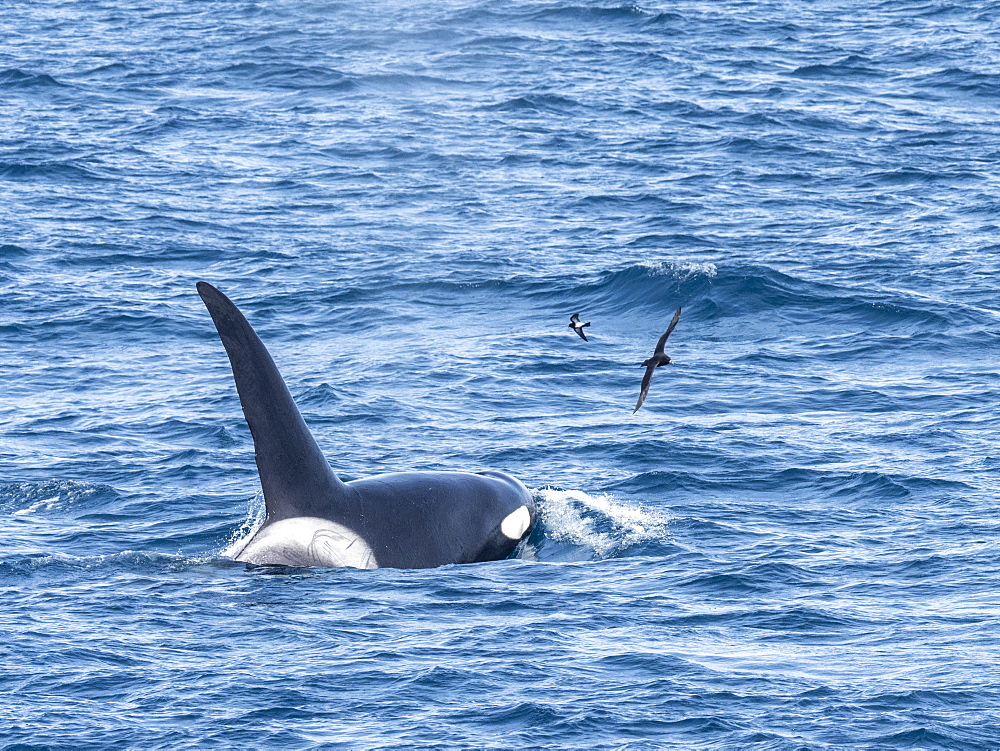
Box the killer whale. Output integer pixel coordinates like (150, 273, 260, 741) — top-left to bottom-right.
(197, 281, 536, 569)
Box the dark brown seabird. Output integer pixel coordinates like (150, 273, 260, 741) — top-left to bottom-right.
(633, 306, 682, 414)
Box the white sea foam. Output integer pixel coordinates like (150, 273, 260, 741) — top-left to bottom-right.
(221, 490, 266, 559)
(639, 259, 718, 280)
(533, 487, 669, 559)
(12, 495, 60, 516)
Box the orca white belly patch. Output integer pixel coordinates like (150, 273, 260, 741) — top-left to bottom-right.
(235, 517, 377, 569)
(501, 505, 532, 540)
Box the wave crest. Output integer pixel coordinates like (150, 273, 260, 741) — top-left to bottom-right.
(0, 480, 120, 515)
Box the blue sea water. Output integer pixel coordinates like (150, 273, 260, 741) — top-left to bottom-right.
(3, 0, 1000, 747)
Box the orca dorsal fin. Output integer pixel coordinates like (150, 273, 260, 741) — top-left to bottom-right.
(197, 282, 350, 524)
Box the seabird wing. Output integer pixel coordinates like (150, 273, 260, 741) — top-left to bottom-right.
(654, 307, 682, 354)
(633, 364, 656, 413)
(576, 327, 588, 341)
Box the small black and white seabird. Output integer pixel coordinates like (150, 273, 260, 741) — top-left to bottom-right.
(633, 306, 681, 414)
(569, 313, 591, 341)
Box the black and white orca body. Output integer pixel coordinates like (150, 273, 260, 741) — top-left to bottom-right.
(198, 282, 536, 569)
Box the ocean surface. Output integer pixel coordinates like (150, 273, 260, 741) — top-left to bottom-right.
(3, 0, 1000, 747)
